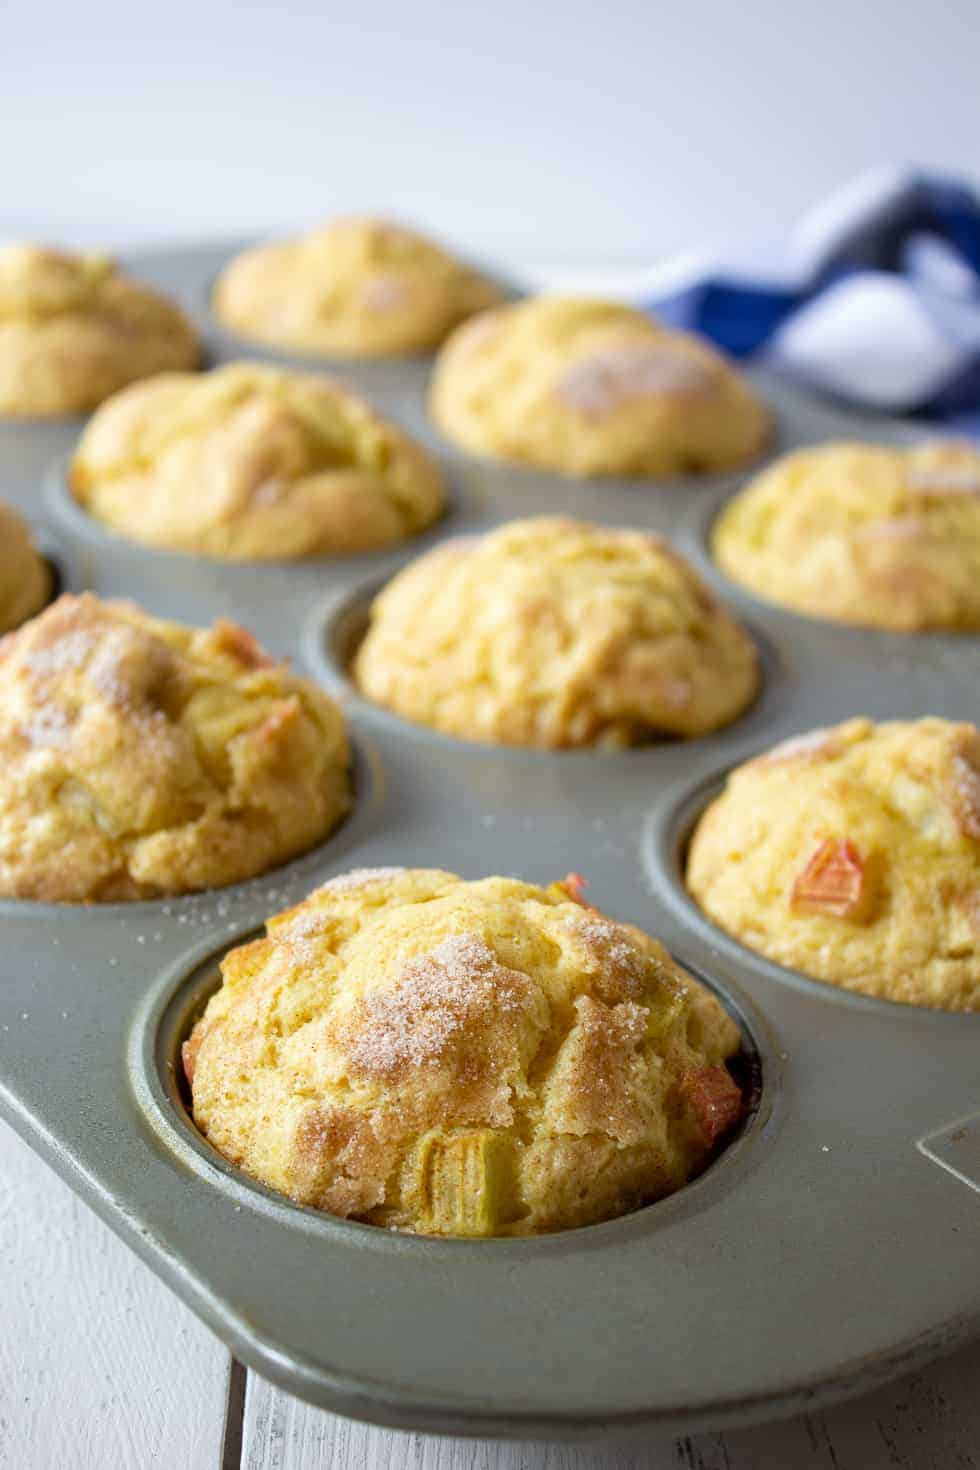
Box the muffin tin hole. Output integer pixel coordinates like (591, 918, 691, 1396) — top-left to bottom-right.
(646, 765, 980, 1021)
(41, 552, 63, 603)
(308, 572, 781, 756)
(687, 425, 980, 640)
(4, 524, 80, 631)
(45, 456, 155, 553)
(32, 540, 85, 610)
(199, 248, 522, 360)
(313, 576, 381, 693)
(0, 732, 379, 922)
(136, 923, 769, 1246)
(45, 453, 461, 566)
(34, 525, 93, 601)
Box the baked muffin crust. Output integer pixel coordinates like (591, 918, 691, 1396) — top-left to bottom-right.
(0, 501, 50, 633)
(353, 516, 759, 747)
(429, 296, 770, 478)
(69, 363, 445, 558)
(213, 217, 502, 357)
(0, 593, 349, 901)
(687, 717, 980, 1010)
(0, 244, 199, 416)
(713, 440, 980, 631)
(184, 868, 743, 1235)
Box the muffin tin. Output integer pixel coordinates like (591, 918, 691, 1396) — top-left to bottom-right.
(1, 241, 978, 1441)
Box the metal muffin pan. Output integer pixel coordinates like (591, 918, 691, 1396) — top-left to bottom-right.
(0, 242, 978, 1442)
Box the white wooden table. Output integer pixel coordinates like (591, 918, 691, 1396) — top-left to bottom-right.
(2, 1119, 977, 1470)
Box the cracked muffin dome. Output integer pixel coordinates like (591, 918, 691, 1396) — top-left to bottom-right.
(687, 718, 980, 1010)
(69, 362, 446, 559)
(0, 593, 349, 901)
(0, 501, 50, 633)
(183, 868, 743, 1235)
(713, 440, 980, 631)
(0, 244, 200, 416)
(429, 296, 771, 478)
(212, 217, 503, 357)
(353, 517, 760, 747)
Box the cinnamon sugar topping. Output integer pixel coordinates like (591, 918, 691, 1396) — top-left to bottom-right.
(277, 909, 334, 967)
(759, 728, 836, 765)
(858, 517, 926, 542)
(559, 345, 714, 420)
(566, 913, 642, 973)
(347, 935, 527, 1078)
(25, 628, 98, 678)
(19, 704, 72, 749)
(360, 275, 410, 313)
(908, 466, 980, 497)
(565, 912, 648, 1002)
(316, 866, 407, 896)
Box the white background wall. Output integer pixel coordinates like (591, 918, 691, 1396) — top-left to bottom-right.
(4, 0, 978, 268)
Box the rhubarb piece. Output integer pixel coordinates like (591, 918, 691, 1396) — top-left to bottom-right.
(555, 871, 589, 906)
(679, 1066, 743, 1146)
(416, 1129, 515, 1237)
(790, 838, 877, 922)
(212, 619, 275, 670)
(952, 747, 980, 841)
(181, 1032, 203, 1088)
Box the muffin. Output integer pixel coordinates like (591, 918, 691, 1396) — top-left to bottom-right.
(713, 440, 980, 631)
(212, 217, 503, 357)
(0, 244, 199, 416)
(0, 593, 349, 901)
(0, 501, 51, 633)
(69, 363, 445, 559)
(429, 296, 770, 478)
(183, 867, 743, 1235)
(353, 517, 759, 747)
(686, 717, 980, 1010)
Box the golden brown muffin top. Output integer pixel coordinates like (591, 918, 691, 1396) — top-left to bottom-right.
(0, 245, 134, 317)
(429, 296, 771, 478)
(212, 217, 503, 357)
(0, 244, 200, 416)
(0, 593, 349, 901)
(70, 362, 446, 558)
(713, 440, 980, 631)
(185, 868, 742, 1235)
(353, 516, 759, 746)
(687, 717, 980, 1010)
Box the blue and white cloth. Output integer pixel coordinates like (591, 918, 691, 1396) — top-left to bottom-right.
(648, 170, 980, 435)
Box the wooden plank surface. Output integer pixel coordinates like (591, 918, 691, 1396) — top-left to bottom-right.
(240, 1341, 980, 1470)
(0, 1119, 231, 1470)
